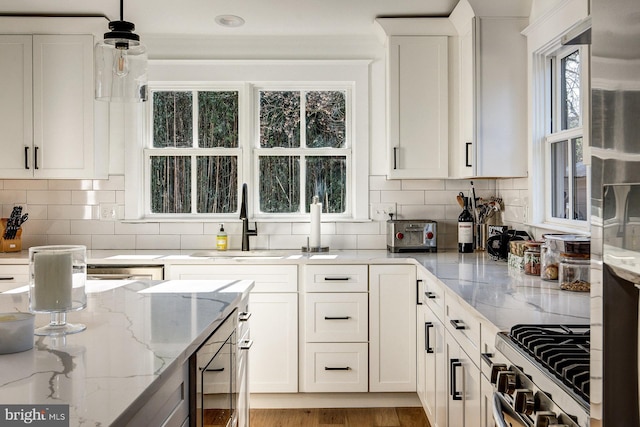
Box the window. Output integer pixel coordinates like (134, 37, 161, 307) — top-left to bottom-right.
(145, 89, 241, 217)
(256, 89, 349, 216)
(144, 82, 353, 219)
(544, 46, 589, 224)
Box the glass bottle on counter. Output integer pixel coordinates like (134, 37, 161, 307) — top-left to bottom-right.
(458, 196, 474, 253)
(559, 252, 590, 292)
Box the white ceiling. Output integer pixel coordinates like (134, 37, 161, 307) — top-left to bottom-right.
(0, 0, 460, 37)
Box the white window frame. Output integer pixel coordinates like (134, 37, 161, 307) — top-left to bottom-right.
(124, 60, 370, 222)
(252, 83, 353, 220)
(525, 0, 591, 233)
(543, 45, 590, 228)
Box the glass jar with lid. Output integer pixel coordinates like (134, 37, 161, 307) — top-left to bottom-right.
(559, 252, 590, 292)
(540, 234, 590, 281)
(524, 241, 542, 275)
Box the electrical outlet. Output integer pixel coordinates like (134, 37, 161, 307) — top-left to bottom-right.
(99, 204, 119, 221)
(370, 203, 397, 221)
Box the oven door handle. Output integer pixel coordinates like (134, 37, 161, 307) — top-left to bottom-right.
(492, 392, 526, 427)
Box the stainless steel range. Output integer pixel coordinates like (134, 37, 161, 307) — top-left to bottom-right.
(491, 324, 590, 427)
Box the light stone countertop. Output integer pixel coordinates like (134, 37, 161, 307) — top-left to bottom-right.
(0, 249, 591, 331)
(0, 279, 253, 426)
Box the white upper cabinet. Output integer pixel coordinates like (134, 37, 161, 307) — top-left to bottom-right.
(0, 33, 104, 179)
(376, 18, 454, 179)
(450, 1, 528, 178)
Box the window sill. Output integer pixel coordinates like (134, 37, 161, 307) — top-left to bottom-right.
(121, 217, 374, 224)
(525, 221, 590, 237)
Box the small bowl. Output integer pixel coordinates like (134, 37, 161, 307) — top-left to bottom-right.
(0, 312, 35, 354)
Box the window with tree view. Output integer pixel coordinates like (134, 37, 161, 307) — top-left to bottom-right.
(147, 90, 240, 215)
(257, 89, 349, 215)
(146, 86, 351, 218)
(546, 48, 587, 223)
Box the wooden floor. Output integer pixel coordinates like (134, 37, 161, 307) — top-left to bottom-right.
(249, 407, 431, 427)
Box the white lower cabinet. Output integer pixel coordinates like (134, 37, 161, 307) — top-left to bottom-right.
(423, 304, 447, 427)
(369, 264, 417, 392)
(301, 265, 369, 393)
(167, 264, 298, 393)
(480, 373, 496, 427)
(445, 329, 481, 427)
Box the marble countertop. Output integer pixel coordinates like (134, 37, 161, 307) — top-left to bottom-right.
(0, 248, 591, 334)
(0, 279, 253, 426)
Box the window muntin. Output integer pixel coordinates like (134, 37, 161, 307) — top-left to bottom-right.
(256, 88, 350, 216)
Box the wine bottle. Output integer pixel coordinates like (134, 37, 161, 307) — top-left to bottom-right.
(458, 196, 474, 253)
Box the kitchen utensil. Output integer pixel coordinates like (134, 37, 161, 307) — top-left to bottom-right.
(456, 192, 465, 209)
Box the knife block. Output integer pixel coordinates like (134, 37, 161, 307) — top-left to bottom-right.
(0, 218, 22, 252)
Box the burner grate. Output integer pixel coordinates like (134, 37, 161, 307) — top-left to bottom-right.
(509, 324, 590, 401)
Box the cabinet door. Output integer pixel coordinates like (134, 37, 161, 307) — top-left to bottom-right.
(0, 36, 32, 179)
(32, 35, 95, 178)
(248, 293, 298, 393)
(387, 36, 448, 179)
(446, 330, 481, 427)
(480, 374, 496, 427)
(369, 264, 417, 392)
(424, 306, 447, 427)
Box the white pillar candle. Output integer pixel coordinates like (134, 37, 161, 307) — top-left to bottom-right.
(32, 252, 73, 311)
(310, 196, 322, 248)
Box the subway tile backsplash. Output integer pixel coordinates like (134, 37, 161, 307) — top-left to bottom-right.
(1, 175, 527, 251)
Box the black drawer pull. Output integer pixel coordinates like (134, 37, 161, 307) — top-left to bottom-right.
(324, 367, 351, 371)
(239, 312, 252, 321)
(203, 367, 224, 372)
(425, 322, 434, 354)
(324, 277, 350, 281)
(450, 358, 463, 400)
(425, 292, 437, 299)
(450, 319, 466, 330)
(481, 352, 494, 366)
(239, 339, 253, 350)
(324, 316, 351, 320)
(0, 276, 14, 280)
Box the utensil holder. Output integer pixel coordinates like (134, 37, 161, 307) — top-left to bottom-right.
(0, 218, 22, 252)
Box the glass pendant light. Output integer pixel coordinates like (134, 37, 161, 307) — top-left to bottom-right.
(95, 0, 147, 102)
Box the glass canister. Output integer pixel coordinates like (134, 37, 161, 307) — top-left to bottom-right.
(540, 241, 559, 280)
(524, 241, 542, 275)
(559, 252, 590, 292)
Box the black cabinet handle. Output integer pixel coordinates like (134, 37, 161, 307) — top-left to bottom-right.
(393, 147, 398, 170)
(324, 367, 351, 371)
(417, 279, 423, 305)
(239, 312, 252, 321)
(324, 316, 351, 320)
(24, 146, 29, 169)
(425, 322, 434, 353)
(203, 367, 224, 372)
(0, 276, 14, 280)
(425, 292, 436, 299)
(324, 277, 350, 281)
(239, 339, 253, 350)
(481, 352, 494, 366)
(450, 358, 463, 400)
(34, 146, 39, 170)
(465, 142, 473, 167)
(450, 319, 466, 330)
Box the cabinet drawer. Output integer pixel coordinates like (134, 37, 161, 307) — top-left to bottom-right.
(302, 343, 368, 392)
(304, 265, 368, 292)
(0, 264, 29, 292)
(422, 272, 445, 320)
(168, 264, 298, 293)
(445, 295, 480, 365)
(304, 293, 368, 342)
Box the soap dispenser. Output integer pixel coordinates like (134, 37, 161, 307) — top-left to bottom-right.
(216, 224, 228, 251)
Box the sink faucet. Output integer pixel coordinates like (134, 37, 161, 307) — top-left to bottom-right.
(239, 183, 257, 251)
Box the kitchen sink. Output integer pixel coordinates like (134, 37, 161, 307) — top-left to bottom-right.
(189, 251, 285, 260)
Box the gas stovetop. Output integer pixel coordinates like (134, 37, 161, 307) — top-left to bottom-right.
(495, 324, 590, 427)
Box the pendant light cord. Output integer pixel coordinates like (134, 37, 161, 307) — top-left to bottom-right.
(119, 0, 124, 21)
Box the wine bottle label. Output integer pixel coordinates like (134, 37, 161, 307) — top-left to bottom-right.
(458, 223, 474, 244)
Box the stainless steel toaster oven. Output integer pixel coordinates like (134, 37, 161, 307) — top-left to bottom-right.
(387, 219, 437, 253)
